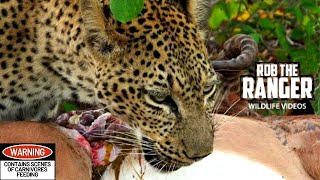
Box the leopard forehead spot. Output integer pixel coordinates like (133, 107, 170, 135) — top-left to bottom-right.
(0, 0, 218, 169)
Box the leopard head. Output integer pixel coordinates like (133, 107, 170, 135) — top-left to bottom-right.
(80, 0, 221, 171)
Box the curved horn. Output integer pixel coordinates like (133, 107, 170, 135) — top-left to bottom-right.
(211, 34, 258, 71)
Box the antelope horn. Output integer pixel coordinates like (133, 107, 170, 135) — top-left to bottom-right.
(211, 34, 258, 71)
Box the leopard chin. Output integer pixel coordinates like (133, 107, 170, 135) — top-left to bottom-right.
(141, 137, 183, 172)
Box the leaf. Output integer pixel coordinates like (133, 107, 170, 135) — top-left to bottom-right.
(275, 23, 290, 49)
(251, 2, 263, 13)
(233, 27, 241, 33)
(301, 0, 320, 13)
(302, 15, 310, 26)
(263, 0, 273, 5)
(249, 33, 262, 44)
(63, 102, 79, 112)
(226, 0, 240, 19)
(258, 18, 273, 29)
(290, 46, 319, 75)
(291, 28, 304, 40)
(258, 10, 268, 19)
(110, 0, 144, 23)
(240, 24, 256, 33)
(274, 9, 284, 16)
(304, 20, 316, 36)
(274, 48, 288, 61)
(237, 11, 250, 21)
(209, 6, 229, 29)
(293, 9, 303, 23)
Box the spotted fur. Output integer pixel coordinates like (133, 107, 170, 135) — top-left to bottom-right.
(0, 0, 220, 170)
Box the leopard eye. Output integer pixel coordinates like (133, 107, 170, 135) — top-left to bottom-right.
(203, 84, 214, 94)
(146, 90, 179, 115)
(152, 94, 167, 102)
(204, 79, 220, 95)
(148, 91, 168, 103)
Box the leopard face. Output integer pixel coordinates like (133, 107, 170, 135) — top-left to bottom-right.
(84, 0, 220, 170)
(0, 0, 220, 171)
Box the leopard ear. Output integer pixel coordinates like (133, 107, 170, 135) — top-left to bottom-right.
(80, 0, 128, 57)
(173, 0, 212, 38)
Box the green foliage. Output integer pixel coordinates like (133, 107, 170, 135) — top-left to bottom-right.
(209, 0, 320, 114)
(110, 0, 144, 23)
(63, 102, 78, 112)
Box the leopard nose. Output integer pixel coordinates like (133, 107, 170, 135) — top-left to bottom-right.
(184, 150, 211, 161)
(182, 139, 213, 162)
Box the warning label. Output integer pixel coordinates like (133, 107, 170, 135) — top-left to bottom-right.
(0, 144, 55, 180)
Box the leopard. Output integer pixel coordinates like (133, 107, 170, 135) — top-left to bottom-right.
(0, 0, 222, 171)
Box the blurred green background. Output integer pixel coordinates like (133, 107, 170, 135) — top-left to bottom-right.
(208, 0, 319, 115)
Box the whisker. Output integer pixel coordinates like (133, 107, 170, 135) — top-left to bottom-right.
(99, 135, 155, 149)
(105, 140, 152, 149)
(232, 106, 247, 117)
(168, 163, 173, 174)
(158, 161, 168, 173)
(90, 134, 136, 142)
(223, 97, 241, 115)
(145, 158, 159, 165)
(107, 138, 154, 147)
(109, 142, 154, 151)
(172, 163, 177, 173)
(144, 159, 163, 173)
(213, 89, 228, 115)
(89, 130, 153, 146)
(96, 131, 139, 140)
